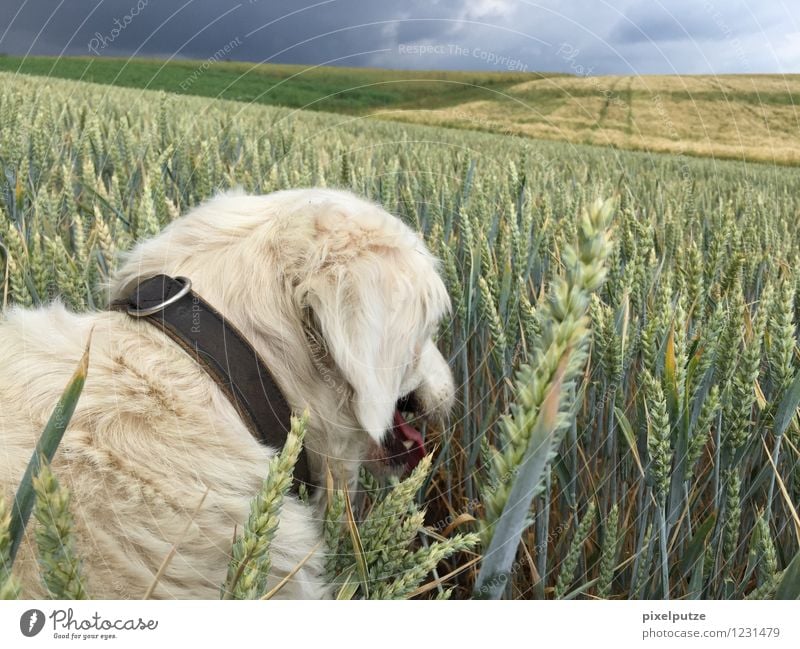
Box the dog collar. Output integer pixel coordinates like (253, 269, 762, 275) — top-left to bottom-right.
(111, 274, 314, 495)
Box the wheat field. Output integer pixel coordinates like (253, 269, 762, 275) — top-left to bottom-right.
(384, 73, 800, 165)
(0, 72, 799, 600)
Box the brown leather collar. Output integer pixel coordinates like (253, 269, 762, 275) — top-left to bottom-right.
(111, 274, 313, 495)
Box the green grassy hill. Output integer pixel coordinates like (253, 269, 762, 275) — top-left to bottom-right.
(0, 55, 554, 113)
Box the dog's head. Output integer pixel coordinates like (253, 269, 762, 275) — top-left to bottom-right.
(111, 188, 455, 487)
(293, 195, 455, 479)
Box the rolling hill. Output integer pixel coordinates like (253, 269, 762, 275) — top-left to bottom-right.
(0, 55, 797, 164)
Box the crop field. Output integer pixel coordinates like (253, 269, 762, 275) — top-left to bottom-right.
(386, 73, 800, 165)
(0, 72, 799, 600)
(1, 57, 799, 164)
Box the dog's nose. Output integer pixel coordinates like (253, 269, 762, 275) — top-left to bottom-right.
(396, 387, 452, 427)
(397, 391, 422, 415)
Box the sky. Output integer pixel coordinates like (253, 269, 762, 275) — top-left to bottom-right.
(1, 0, 798, 75)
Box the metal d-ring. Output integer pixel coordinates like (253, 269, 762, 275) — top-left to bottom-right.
(127, 276, 193, 317)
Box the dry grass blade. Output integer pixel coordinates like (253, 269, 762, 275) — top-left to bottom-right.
(760, 438, 800, 544)
(342, 482, 369, 598)
(441, 513, 477, 538)
(261, 541, 323, 600)
(406, 556, 481, 599)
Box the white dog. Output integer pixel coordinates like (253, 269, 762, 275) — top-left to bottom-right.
(0, 188, 455, 599)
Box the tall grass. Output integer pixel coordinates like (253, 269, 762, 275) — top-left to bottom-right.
(0, 72, 798, 598)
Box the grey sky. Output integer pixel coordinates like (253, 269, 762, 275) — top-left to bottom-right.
(1, 0, 798, 74)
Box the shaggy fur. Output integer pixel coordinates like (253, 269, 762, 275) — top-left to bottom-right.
(0, 188, 455, 599)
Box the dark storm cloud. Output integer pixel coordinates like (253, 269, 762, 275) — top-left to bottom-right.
(610, 0, 786, 44)
(611, 8, 722, 44)
(0, 0, 492, 64)
(0, 0, 797, 74)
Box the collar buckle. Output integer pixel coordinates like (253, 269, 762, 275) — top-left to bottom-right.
(126, 276, 192, 317)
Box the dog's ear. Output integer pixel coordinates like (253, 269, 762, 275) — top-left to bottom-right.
(301, 262, 413, 443)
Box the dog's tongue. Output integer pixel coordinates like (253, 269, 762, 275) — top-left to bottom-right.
(384, 410, 425, 472)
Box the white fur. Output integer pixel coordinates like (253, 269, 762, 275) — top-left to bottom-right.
(0, 188, 454, 599)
